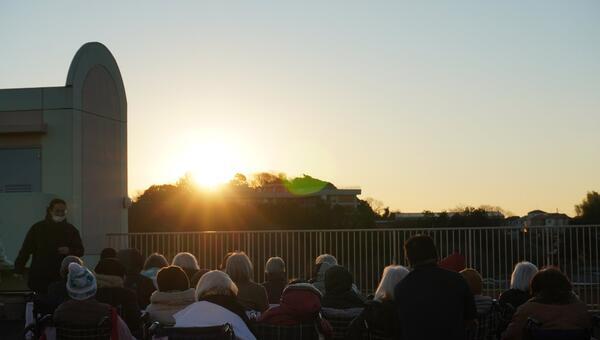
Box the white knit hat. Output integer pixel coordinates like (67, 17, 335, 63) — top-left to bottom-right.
(66, 262, 97, 301)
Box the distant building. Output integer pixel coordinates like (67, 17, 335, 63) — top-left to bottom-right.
(0, 42, 128, 263)
(392, 211, 505, 221)
(523, 210, 570, 227)
(229, 182, 361, 208)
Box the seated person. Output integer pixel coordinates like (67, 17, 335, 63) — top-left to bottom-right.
(347, 265, 409, 339)
(460, 268, 493, 314)
(51, 262, 134, 340)
(94, 258, 140, 334)
(261, 257, 288, 305)
(117, 248, 156, 308)
(322, 265, 366, 309)
(172, 252, 204, 282)
(501, 268, 591, 340)
(225, 252, 269, 312)
(146, 266, 195, 325)
(500, 261, 538, 311)
(100, 247, 118, 260)
(41, 256, 83, 313)
(460, 268, 501, 339)
(310, 254, 338, 294)
(173, 270, 256, 340)
(142, 252, 169, 288)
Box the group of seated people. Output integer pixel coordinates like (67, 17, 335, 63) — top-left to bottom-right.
(30, 235, 595, 340)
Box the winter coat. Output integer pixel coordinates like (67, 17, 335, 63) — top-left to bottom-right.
(146, 288, 196, 325)
(261, 272, 287, 304)
(322, 265, 365, 309)
(347, 299, 397, 340)
(501, 294, 591, 340)
(94, 274, 141, 334)
(14, 218, 84, 293)
(259, 283, 333, 338)
(235, 280, 269, 312)
(51, 298, 134, 340)
(174, 300, 256, 340)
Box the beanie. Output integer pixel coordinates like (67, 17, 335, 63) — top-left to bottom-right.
(157, 265, 190, 292)
(67, 262, 97, 301)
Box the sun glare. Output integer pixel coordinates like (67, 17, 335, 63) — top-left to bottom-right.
(171, 135, 243, 190)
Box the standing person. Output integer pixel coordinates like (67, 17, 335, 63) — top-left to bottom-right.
(394, 235, 477, 340)
(13, 198, 84, 293)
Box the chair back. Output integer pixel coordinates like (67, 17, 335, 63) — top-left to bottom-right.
(322, 307, 363, 340)
(466, 299, 502, 340)
(149, 322, 235, 340)
(255, 322, 320, 340)
(55, 316, 112, 340)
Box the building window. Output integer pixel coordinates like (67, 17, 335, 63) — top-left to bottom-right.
(0, 148, 41, 193)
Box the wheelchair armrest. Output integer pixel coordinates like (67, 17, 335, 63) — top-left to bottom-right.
(148, 321, 160, 335)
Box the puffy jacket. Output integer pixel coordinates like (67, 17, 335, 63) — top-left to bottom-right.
(146, 288, 196, 325)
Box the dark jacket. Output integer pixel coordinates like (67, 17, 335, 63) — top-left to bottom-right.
(499, 289, 529, 310)
(14, 218, 84, 293)
(95, 274, 140, 334)
(37, 279, 69, 314)
(53, 298, 111, 326)
(235, 280, 270, 312)
(347, 299, 397, 340)
(322, 265, 366, 309)
(261, 272, 288, 304)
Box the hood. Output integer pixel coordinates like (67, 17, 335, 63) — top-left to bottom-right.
(279, 284, 322, 316)
(150, 288, 196, 306)
(95, 273, 124, 288)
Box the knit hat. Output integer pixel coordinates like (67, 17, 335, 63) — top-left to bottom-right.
(157, 265, 190, 292)
(67, 262, 97, 301)
(95, 258, 126, 278)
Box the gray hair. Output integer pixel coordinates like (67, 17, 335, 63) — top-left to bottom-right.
(374, 265, 409, 301)
(196, 270, 238, 298)
(315, 254, 337, 266)
(172, 252, 200, 270)
(510, 261, 538, 292)
(265, 257, 286, 274)
(60, 256, 83, 278)
(225, 252, 254, 283)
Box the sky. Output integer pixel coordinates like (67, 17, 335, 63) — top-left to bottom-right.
(1, 1, 599, 216)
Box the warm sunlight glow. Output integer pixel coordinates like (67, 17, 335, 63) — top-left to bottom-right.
(169, 132, 246, 189)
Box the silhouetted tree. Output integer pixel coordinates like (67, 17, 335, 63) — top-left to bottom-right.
(574, 191, 600, 224)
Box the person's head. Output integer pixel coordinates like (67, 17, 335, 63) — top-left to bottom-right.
(530, 268, 572, 303)
(315, 254, 338, 266)
(143, 253, 169, 271)
(265, 257, 286, 278)
(225, 252, 253, 283)
(172, 252, 200, 271)
(324, 265, 353, 295)
(60, 256, 83, 279)
(404, 235, 438, 267)
(117, 248, 145, 274)
(510, 261, 538, 292)
(66, 262, 97, 301)
(157, 265, 190, 292)
(100, 248, 117, 260)
(374, 265, 410, 301)
(95, 258, 126, 278)
(46, 198, 67, 223)
(460, 268, 483, 296)
(196, 270, 238, 299)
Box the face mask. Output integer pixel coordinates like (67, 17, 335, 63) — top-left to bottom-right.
(52, 215, 66, 223)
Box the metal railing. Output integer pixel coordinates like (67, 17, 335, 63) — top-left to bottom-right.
(106, 225, 600, 308)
